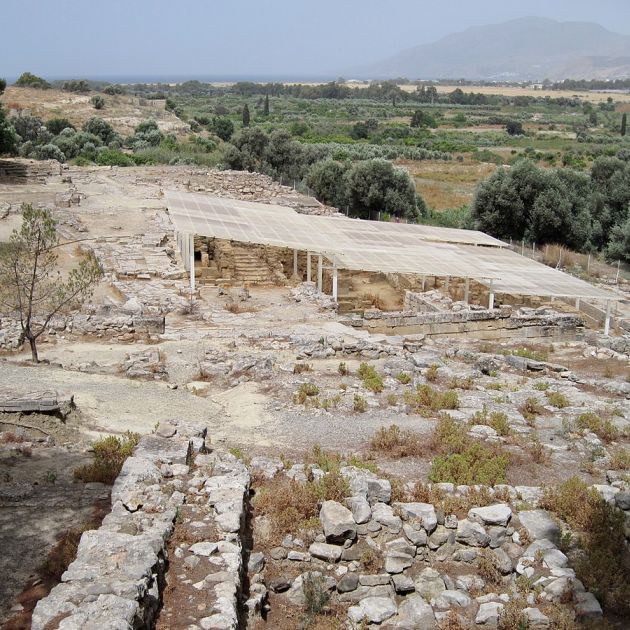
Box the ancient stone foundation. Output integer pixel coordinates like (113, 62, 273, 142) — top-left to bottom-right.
(343, 307, 584, 341)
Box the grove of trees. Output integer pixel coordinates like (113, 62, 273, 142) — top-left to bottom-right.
(471, 157, 630, 261)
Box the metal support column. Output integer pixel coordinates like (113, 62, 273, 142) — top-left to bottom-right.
(306, 252, 312, 282)
(332, 266, 338, 302)
(317, 255, 323, 292)
(464, 278, 470, 304)
(189, 233, 195, 292)
(488, 280, 495, 310)
(293, 249, 298, 277)
(604, 300, 612, 336)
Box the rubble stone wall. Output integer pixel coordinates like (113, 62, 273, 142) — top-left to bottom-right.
(0, 314, 165, 350)
(32, 422, 250, 630)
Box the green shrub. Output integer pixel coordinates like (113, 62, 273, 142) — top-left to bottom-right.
(353, 394, 367, 413)
(91, 95, 105, 110)
(95, 149, 134, 166)
(358, 362, 384, 393)
(546, 390, 570, 408)
(519, 396, 543, 425)
(396, 372, 411, 384)
(488, 411, 511, 436)
(405, 384, 459, 414)
(425, 364, 440, 382)
(295, 382, 320, 404)
(540, 477, 630, 616)
(74, 432, 140, 484)
(338, 361, 349, 376)
(428, 442, 509, 486)
(370, 424, 424, 458)
(575, 411, 620, 442)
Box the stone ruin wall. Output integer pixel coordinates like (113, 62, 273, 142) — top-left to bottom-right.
(343, 307, 585, 342)
(30, 422, 630, 629)
(0, 314, 165, 351)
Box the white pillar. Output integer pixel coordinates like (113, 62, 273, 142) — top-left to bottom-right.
(317, 255, 323, 292)
(445, 276, 450, 291)
(488, 280, 494, 310)
(575, 298, 580, 309)
(421, 275, 426, 292)
(306, 252, 312, 282)
(332, 267, 338, 302)
(464, 278, 470, 304)
(189, 233, 195, 292)
(293, 249, 298, 277)
(604, 300, 612, 336)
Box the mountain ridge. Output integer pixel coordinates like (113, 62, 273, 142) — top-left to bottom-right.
(351, 17, 630, 81)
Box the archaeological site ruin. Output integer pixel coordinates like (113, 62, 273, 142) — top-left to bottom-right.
(1, 159, 630, 630)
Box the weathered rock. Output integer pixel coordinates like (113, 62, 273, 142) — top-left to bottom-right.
(341, 467, 391, 504)
(518, 510, 560, 545)
(309, 542, 342, 562)
(475, 601, 504, 625)
(348, 596, 397, 624)
(393, 502, 437, 533)
(523, 607, 550, 628)
(337, 573, 359, 593)
(320, 500, 357, 543)
(390, 593, 437, 629)
(349, 496, 372, 524)
(392, 573, 415, 594)
(414, 568, 446, 600)
(189, 542, 218, 557)
(492, 548, 513, 575)
(371, 503, 402, 532)
(456, 519, 490, 547)
(432, 590, 472, 609)
(575, 592, 603, 620)
(615, 491, 630, 511)
(469, 504, 512, 527)
(403, 523, 428, 546)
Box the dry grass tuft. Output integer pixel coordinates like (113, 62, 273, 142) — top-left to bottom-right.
(74, 432, 140, 484)
(224, 301, 257, 314)
(369, 424, 425, 458)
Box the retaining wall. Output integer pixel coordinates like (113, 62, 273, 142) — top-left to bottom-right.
(343, 308, 584, 341)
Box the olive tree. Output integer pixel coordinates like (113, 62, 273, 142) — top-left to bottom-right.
(0, 205, 102, 362)
(0, 79, 18, 154)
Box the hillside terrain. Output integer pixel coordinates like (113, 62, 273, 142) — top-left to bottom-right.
(1, 86, 189, 138)
(355, 17, 630, 80)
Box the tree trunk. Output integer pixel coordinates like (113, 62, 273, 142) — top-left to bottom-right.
(28, 336, 39, 363)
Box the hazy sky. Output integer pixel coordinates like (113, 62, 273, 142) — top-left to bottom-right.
(2, 0, 630, 79)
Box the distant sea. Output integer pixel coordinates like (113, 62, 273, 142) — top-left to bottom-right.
(6, 74, 340, 85)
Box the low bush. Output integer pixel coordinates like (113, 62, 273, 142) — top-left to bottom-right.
(518, 396, 543, 425)
(425, 364, 440, 382)
(254, 471, 349, 539)
(295, 382, 320, 404)
(396, 371, 411, 384)
(575, 411, 620, 442)
(369, 424, 424, 458)
(540, 477, 630, 616)
(546, 390, 570, 408)
(338, 361, 349, 376)
(353, 394, 367, 413)
(428, 442, 510, 486)
(358, 362, 384, 393)
(405, 384, 459, 415)
(609, 447, 630, 470)
(73, 431, 140, 484)
(506, 347, 548, 362)
(293, 362, 312, 374)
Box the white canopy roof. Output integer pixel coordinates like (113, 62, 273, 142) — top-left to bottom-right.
(165, 191, 619, 301)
